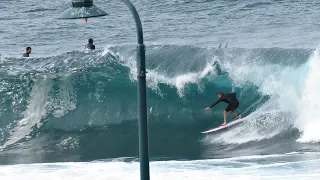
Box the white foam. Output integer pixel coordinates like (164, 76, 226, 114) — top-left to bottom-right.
(118, 50, 217, 97)
(1, 153, 320, 180)
(296, 48, 320, 143)
(203, 56, 302, 144)
(209, 47, 320, 144)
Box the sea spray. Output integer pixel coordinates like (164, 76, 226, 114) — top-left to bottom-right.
(297, 48, 320, 143)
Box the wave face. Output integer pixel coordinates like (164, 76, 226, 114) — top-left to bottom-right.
(0, 45, 319, 165)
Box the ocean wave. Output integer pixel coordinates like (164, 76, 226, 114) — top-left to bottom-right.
(0, 45, 318, 162)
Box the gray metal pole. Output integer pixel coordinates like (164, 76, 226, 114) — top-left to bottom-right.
(120, 0, 150, 180)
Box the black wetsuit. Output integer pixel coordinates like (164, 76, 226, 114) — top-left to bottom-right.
(210, 92, 239, 112)
(86, 44, 95, 50)
(22, 53, 29, 57)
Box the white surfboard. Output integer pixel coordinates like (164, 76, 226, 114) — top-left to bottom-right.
(201, 118, 244, 134)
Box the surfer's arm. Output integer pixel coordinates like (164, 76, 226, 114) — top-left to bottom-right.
(209, 99, 221, 109)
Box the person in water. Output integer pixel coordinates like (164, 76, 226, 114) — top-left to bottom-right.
(205, 92, 242, 126)
(86, 38, 95, 50)
(22, 47, 32, 57)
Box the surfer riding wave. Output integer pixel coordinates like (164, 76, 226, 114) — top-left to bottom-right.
(205, 92, 242, 126)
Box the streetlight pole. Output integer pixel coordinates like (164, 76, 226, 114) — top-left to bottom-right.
(120, 1, 150, 180)
(59, 1, 150, 179)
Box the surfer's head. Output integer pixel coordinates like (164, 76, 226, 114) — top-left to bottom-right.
(217, 92, 224, 98)
(88, 38, 93, 44)
(26, 47, 32, 54)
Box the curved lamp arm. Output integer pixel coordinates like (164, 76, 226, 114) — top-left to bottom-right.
(121, 0, 144, 45)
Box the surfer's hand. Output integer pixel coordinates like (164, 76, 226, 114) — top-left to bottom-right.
(205, 107, 211, 110)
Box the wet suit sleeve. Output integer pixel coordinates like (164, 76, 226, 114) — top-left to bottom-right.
(209, 99, 221, 109)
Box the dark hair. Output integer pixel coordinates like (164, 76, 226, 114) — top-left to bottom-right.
(88, 38, 93, 44)
(26, 47, 31, 51)
(217, 92, 224, 96)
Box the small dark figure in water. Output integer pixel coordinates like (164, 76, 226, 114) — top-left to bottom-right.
(86, 38, 95, 50)
(23, 47, 32, 57)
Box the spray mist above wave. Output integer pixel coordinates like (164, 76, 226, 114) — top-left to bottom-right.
(202, 47, 318, 145)
(296, 47, 320, 143)
(107, 45, 220, 97)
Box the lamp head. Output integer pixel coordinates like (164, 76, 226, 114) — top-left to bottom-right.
(59, 0, 108, 20)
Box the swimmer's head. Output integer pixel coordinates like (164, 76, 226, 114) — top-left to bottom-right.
(26, 47, 32, 54)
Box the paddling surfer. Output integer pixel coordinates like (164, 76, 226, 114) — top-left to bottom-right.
(85, 38, 95, 50)
(22, 47, 32, 57)
(205, 92, 242, 126)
